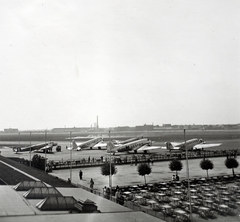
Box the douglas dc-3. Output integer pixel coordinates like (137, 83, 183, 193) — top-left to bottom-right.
(71, 137, 103, 151)
(107, 138, 160, 154)
(162, 138, 222, 152)
(12, 141, 58, 153)
(113, 137, 144, 146)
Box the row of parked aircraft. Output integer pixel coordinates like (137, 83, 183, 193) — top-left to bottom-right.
(9, 136, 221, 154)
(69, 136, 222, 154)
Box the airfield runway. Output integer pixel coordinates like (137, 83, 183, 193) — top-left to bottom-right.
(0, 139, 239, 192)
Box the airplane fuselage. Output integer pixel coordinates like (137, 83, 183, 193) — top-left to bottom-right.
(13, 142, 55, 153)
(166, 138, 204, 151)
(116, 138, 151, 152)
(74, 137, 103, 150)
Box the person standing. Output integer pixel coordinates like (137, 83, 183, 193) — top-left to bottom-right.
(106, 187, 110, 199)
(90, 178, 94, 192)
(115, 189, 119, 203)
(79, 170, 83, 180)
(176, 174, 179, 181)
(103, 186, 107, 198)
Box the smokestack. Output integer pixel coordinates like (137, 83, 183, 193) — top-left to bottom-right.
(97, 115, 99, 129)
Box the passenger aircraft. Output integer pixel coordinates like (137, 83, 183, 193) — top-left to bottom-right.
(12, 142, 58, 153)
(107, 138, 161, 154)
(113, 137, 144, 146)
(162, 138, 222, 152)
(71, 137, 103, 151)
(84, 137, 144, 150)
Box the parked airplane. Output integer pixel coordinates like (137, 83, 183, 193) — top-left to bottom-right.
(162, 138, 222, 152)
(12, 142, 58, 153)
(71, 137, 103, 151)
(113, 137, 144, 145)
(90, 137, 145, 150)
(107, 138, 160, 154)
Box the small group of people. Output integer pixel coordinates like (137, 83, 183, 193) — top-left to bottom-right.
(131, 155, 138, 166)
(45, 163, 53, 173)
(114, 187, 124, 205)
(147, 158, 154, 165)
(103, 186, 111, 199)
(102, 185, 124, 205)
(172, 174, 180, 181)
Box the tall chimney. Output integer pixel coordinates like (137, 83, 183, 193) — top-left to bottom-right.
(97, 115, 99, 129)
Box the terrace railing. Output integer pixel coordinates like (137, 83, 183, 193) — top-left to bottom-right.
(49, 149, 239, 170)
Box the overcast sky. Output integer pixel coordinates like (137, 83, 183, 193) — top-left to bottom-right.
(0, 0, 239, 130)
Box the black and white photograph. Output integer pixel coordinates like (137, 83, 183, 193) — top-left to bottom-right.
(0, 1, 239, 222)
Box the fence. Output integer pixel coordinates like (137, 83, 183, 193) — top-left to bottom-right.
(50, 149, 239, 170)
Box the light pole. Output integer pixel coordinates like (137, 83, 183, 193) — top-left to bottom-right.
(29, 132, 32, 167)
(18, 132, 20, 159)
(69, 131, 72, 182)
(109, 129, 112, 199)
(45, 130, 47, 173)
(184, 129, 192, 219)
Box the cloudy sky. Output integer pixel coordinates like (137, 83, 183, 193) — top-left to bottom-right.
(0, 0, 239, 130)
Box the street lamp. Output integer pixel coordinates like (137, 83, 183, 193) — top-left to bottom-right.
(29, 132, 32, 167)
(69, 131, 72, 182)
(18, 132, 20, 159)
(109, 130, 112, 199)
(184, 129, 192, 219)
(45, 130, 47, 173)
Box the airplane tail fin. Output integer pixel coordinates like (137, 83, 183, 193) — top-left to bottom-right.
(107, 141, 116, 152)
(72, 140, 79, 150)
(165, 142, 174, 150)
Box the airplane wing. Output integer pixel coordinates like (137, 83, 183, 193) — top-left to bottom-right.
(156, 146, 181, 150)
(193, 143, 222, 150)
(137, 145, 162, 151)
(170, 142, 180, 147)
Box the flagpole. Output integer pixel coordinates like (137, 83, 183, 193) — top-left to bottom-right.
(184, 129, 192, 219)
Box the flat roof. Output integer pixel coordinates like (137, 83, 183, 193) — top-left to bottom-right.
(1, 211, 164, 222)
(0, 186, 165, 222)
